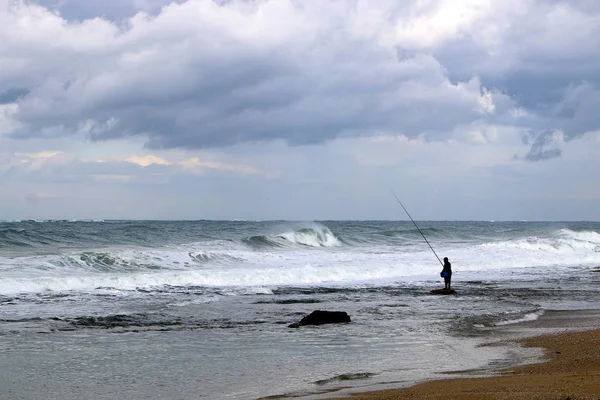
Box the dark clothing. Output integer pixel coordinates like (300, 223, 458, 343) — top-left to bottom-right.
(441, 260, 452, 289)
(441, 260, 452, 276)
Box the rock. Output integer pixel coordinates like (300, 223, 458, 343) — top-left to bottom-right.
(288, 310, 351, 328)
(430, 288, 457, 295)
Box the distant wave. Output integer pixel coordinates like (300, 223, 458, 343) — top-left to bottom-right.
(47, 248, 246, 273)
(0, 227, 63, 248)
(378, 227, 443, 237)
(479, 229, 600, 253)
(244, 226, 343, 248)
(0, 229, 33, 248)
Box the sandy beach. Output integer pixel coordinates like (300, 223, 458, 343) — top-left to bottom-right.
(334, 316, 600, 400)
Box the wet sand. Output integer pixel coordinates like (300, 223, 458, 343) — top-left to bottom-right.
(334, 310, 600, 400)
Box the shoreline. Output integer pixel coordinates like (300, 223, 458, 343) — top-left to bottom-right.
(307, 309, 600, 400)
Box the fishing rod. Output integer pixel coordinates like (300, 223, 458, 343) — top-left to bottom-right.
(390, 189, 443, 267)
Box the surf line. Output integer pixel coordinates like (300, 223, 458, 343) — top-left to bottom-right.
(390, 189, 443, 267)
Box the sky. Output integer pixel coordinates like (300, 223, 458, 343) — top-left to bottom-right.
(1, 0, 599, 221)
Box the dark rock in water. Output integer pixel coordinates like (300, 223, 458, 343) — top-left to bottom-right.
(430, 288, 457, 295)
(288, 310, 351, 328)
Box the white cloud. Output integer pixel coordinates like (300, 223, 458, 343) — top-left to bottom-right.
(0, 0, 546, 150)
(125, 154, 171, 167)
(15, 150, 73, 170)
(395, 0, 492, 49)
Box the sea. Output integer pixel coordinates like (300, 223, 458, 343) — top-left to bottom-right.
(1, 220, 600, 400)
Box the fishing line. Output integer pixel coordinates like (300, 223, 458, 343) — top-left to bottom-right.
(390, 189, 443, 266)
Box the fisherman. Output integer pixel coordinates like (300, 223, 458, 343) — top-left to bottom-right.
(440, 257, 452, 290)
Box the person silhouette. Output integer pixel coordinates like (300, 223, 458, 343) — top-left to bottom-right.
(440, 257, 452, 290)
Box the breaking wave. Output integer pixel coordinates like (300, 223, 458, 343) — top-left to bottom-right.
(244, 226, 343, 248)
(478, 229, 600, 253)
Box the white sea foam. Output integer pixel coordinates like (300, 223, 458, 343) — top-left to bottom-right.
(479, 230, 600, 254)
(279, 228, 342, 247)
(494, 310, 544, 326)
(1, 225, 600, 296)
(252, 223, 343, 248)
(167, 296, 220, 307)
(1, 239, 599, 295)
(0, 269, 295, 295)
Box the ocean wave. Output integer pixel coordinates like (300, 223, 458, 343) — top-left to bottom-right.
(378, 227, 444, 238)
(0, 225, 108, 251)
(244, 226, 343, 248)
(558, 228, 600, 243)
(2, 221, 599, 254)
(0, 260, 405, 295)
(478, 229, 600, 253)
(453, 309, 544, 335)
(188, 251, 245, 264)
(56, 248, 249, 272)
(494, 310, 544, 326)
(0, 228, 61, 248)
(3, 237, 600, 296)
(0, 245, 252, 282)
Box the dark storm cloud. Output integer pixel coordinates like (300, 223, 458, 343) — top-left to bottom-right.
(0, 89, 29, 104)
(2, 0, 600, 159)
